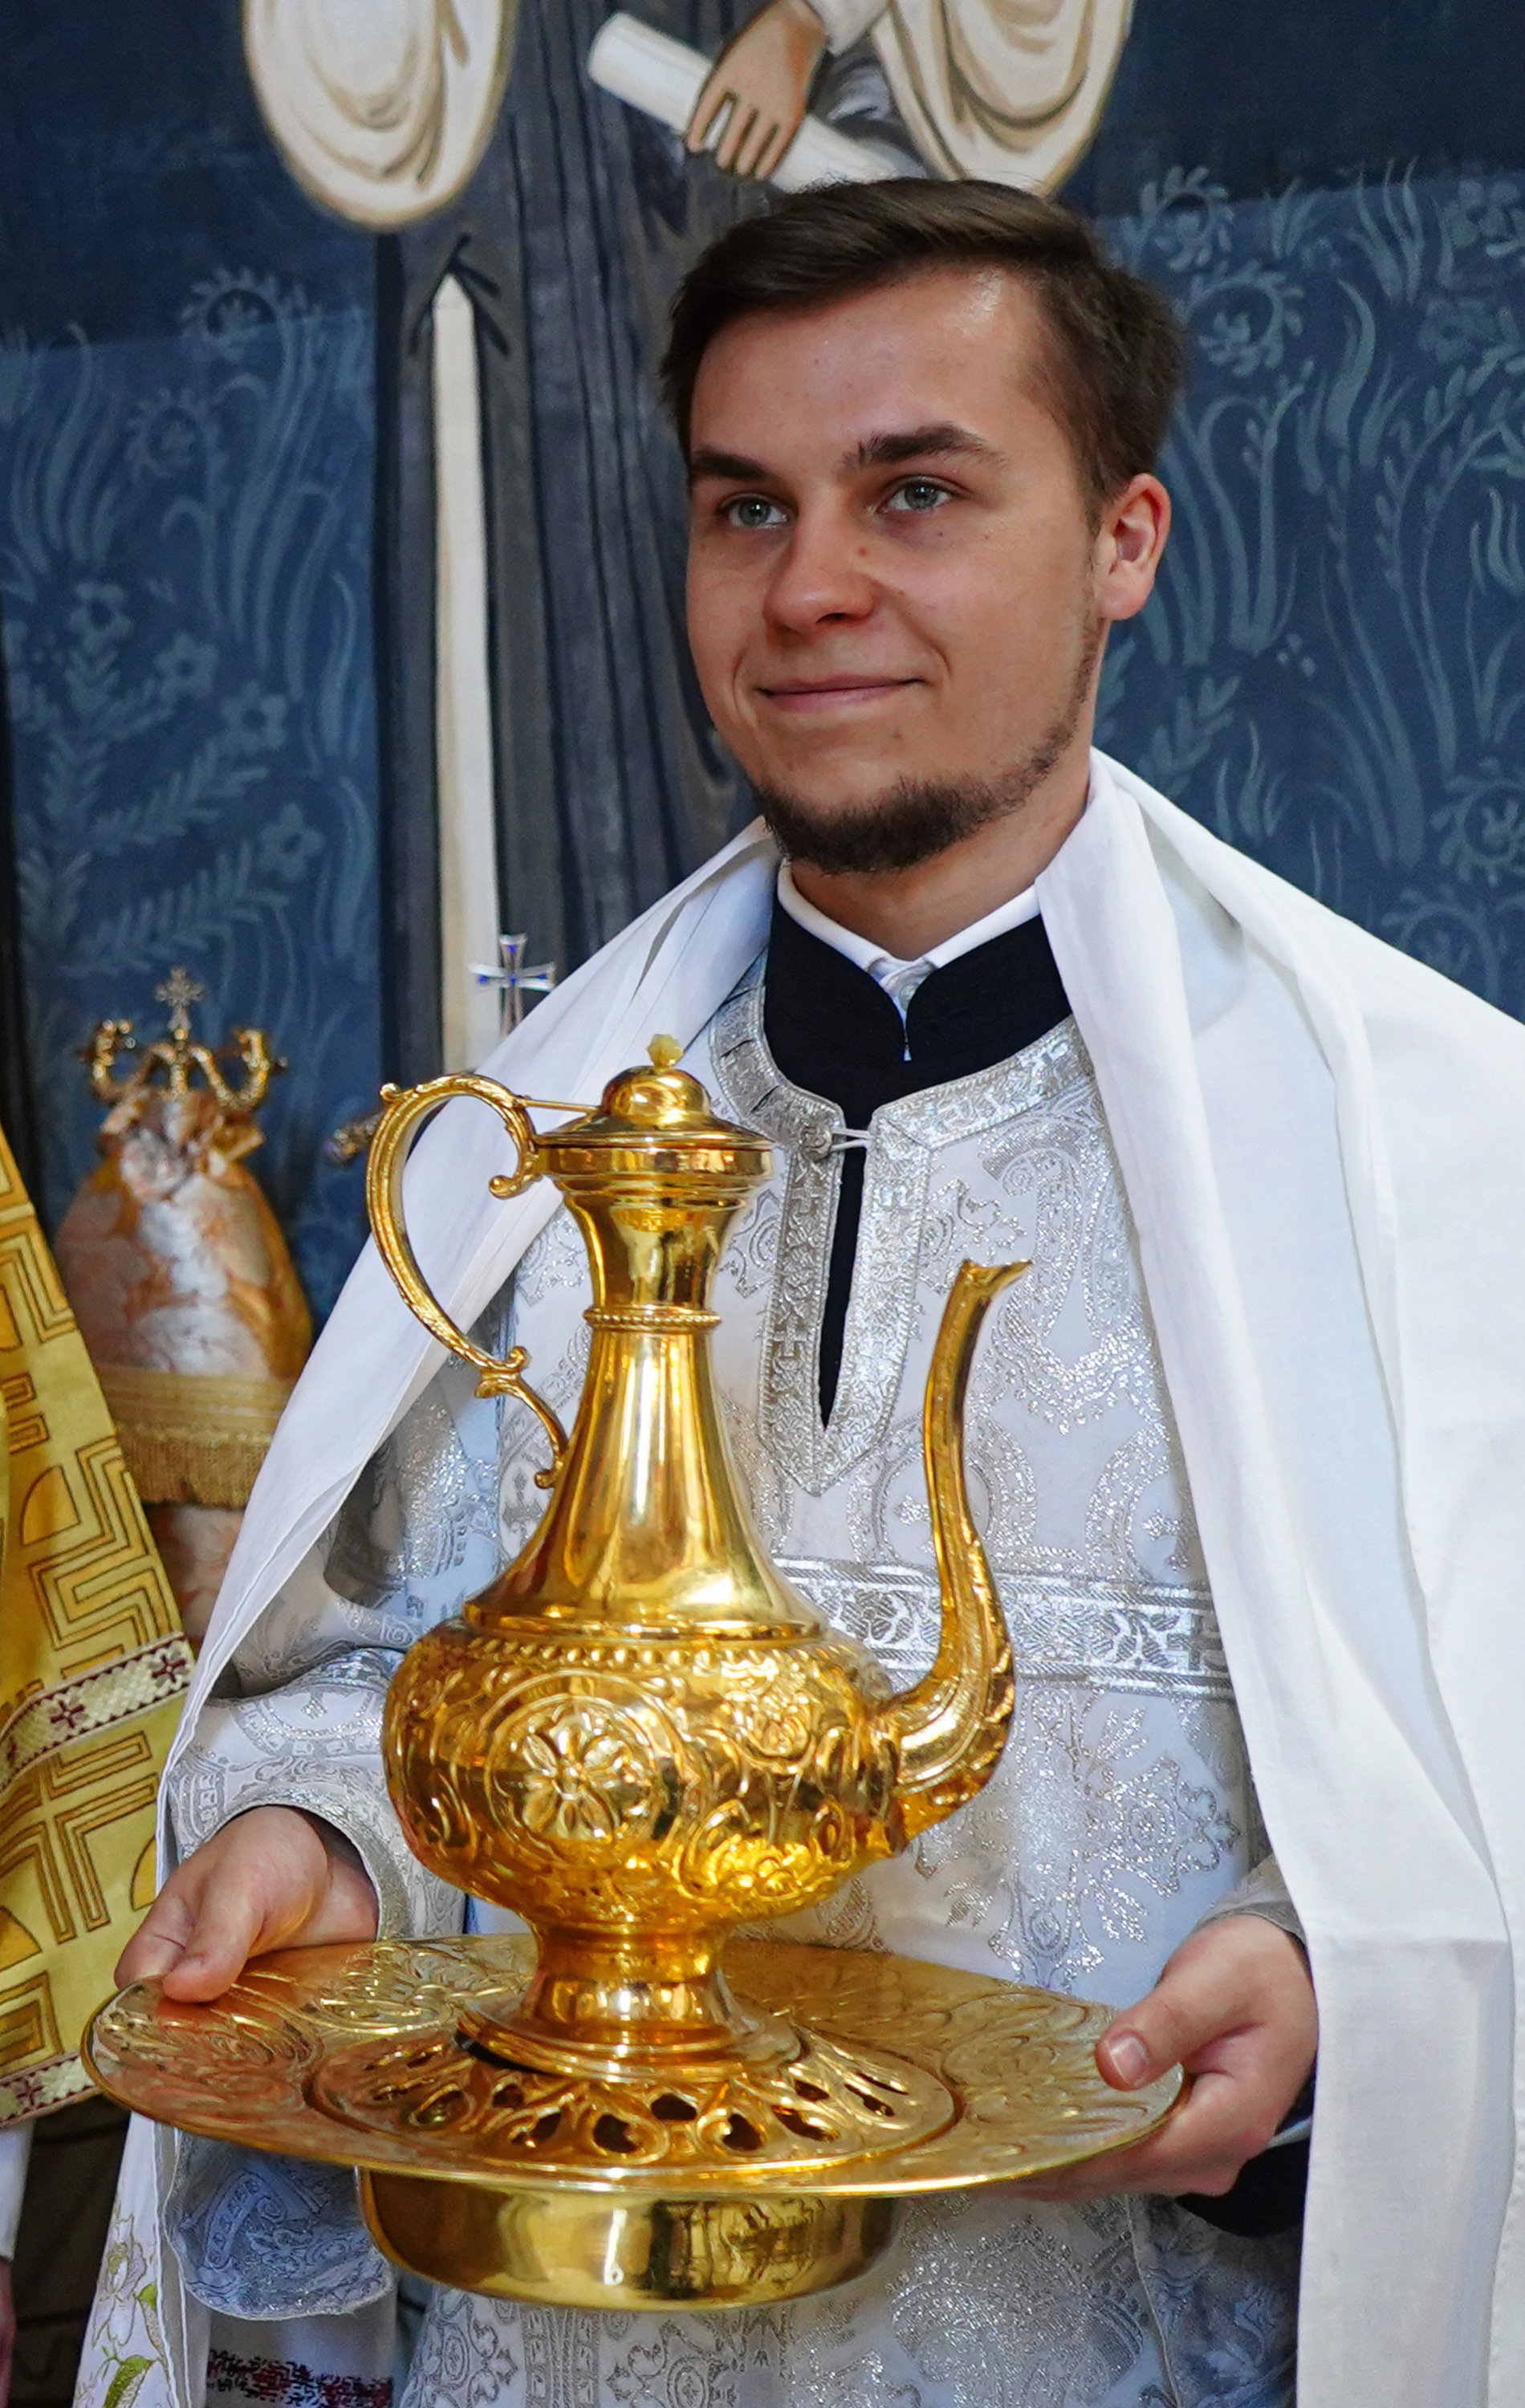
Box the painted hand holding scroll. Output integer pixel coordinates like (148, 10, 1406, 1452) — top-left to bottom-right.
(685, 0, 828, 181)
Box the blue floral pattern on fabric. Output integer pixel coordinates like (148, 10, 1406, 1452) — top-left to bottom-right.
(0, 274, 380, 1316)
(1101, 170, 1525, 1008)
(1127, 2198, 1300, 2406)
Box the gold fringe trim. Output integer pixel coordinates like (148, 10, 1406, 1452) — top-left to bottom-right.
(98, 1365, 295, 1508)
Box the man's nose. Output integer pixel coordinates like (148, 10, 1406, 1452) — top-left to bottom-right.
(762, 506, 877, 634)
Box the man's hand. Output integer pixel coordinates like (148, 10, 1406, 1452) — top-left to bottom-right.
(115, 1806, 380, 2003)
(1022, 1915, 1317, 2203)
(685, 0, 828, 181)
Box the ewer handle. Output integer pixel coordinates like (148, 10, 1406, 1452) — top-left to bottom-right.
(365, 1074, 569, 1489)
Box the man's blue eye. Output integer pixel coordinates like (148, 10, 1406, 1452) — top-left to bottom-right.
(727, 496, 783, 528)
(893, 479, 947, 513)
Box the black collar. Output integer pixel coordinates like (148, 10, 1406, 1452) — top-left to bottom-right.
(762, 894, 1071, 1124)
(761, 895, 1072, 1422)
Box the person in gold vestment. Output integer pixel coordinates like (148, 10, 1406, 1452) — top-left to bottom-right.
(0, 1117, 191, 2396)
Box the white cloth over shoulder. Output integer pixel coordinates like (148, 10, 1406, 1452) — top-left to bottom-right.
(85, 753, 1525, 2408)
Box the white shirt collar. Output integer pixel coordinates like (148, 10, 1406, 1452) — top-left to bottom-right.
(775, 861, 1041, 1018)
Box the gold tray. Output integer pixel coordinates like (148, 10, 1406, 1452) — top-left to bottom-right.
(86, 1935, 1180, 2311)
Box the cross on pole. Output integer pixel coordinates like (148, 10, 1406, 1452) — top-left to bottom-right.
(471, 934, 557, 1039)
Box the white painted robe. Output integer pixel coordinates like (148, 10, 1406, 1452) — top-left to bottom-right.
(807, 0, 1135, 191)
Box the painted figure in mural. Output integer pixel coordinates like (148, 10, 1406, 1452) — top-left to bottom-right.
(688, 0, 1133, 187)
(84, 184, 1525, 2408)
(242, 0, 515, 226)
(245, 0, 775, 1076)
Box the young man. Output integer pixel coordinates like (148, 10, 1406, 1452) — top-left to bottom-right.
(87, 184, 1525, 2408)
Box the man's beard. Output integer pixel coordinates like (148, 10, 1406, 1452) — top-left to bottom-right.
(755, 620, 1102, 878)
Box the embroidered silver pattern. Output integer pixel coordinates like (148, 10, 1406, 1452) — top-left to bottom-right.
(498, 1211, 593, 1554)
(787, 2194, 1164, 2408)
(710, 970, 1117, 1499)
(777, 1560, 1230, 1697)
(712, 966, 843, 1493)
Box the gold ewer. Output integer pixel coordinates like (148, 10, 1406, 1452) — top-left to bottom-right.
(84, 1040, 1181, 2312)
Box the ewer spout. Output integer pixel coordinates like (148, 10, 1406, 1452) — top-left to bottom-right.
(873, 1259, 1030, 1841)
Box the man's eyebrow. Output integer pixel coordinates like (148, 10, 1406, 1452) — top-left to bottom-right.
(849, 423, 1004, 471)
(687, 445, 775, 487)
(687, 425, 1003, 486)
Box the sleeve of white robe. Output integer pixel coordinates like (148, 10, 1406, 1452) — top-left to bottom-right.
(1192, 1851, 1307, 1948)
(166, 1639, 461, 1942)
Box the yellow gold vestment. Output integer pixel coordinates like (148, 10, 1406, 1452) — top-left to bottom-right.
(0, 1120, 191, 2127)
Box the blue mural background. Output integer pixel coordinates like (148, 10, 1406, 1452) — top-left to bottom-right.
(0, 3, 383, 1316)
(2, 3, 1524, 1317)
(0, 283, 381, 1313)
(1100, 167, 1525, 1008)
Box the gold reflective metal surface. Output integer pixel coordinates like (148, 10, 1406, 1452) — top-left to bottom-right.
(86, 1938, 1181, 2308)
(366, 1045, 1028, 2062)
(358, 2175, 898, 2310)
(88, 1044, 1181, 2308)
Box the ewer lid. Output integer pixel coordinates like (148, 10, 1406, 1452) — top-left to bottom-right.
(537, 1037, 768, 1178)
(597, 1035, 722, 1133)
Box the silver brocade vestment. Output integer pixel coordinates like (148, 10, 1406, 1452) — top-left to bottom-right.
(168, 969, 1299, 2406)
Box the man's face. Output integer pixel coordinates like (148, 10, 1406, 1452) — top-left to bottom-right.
(684, 266, 1164, 845)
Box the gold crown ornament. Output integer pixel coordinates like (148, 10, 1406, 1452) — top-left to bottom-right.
(55, 972, 311, 1636)
(85, 1042, 1179, 2309)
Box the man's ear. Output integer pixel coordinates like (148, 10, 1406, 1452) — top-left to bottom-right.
(1096, 474, 1171, 626)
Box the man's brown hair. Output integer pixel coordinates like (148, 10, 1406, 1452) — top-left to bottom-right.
(660, 179, 1186, 513)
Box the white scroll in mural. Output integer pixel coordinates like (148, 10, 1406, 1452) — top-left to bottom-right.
(588, 16, 898, 187)
(242, 0, 515, 226)
(245, 0, 515, 1067)
(592, 0, 1133, 195)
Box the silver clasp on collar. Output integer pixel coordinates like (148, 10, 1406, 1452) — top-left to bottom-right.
(796, 1125, 872, 1161)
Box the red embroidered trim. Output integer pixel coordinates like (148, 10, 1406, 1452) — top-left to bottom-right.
(205, 2350, 391, 2408)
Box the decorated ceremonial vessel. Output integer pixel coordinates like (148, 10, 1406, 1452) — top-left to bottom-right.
(86, 1039, 1180, 2309)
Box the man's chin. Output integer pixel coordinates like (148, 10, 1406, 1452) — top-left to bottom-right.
(753, 775, 1019, 877)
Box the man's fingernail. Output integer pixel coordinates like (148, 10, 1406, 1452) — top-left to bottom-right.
(1107, 2032, 1150, 2086)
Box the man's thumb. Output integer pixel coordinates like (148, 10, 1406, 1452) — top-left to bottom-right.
(1096, 1960, 1227, 2091)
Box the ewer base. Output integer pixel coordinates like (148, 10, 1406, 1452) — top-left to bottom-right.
(360, 2171, 897, 2308)
(84, 1934, 1181, 2312)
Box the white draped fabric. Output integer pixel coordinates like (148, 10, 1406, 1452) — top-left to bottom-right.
(808, 0, 1135, 190)
(81, 753, 1525, 2408)
(243, 0, 514, 227)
